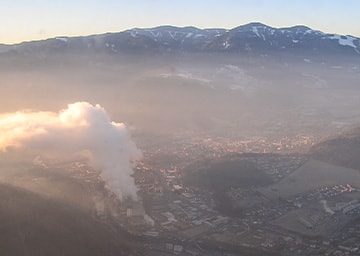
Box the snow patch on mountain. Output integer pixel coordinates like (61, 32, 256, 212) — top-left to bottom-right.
(252, 27, 261, 38)
(329, 35, 357, 48)
(130, 30, 138, 38)
(148, 30, 161, 38)
(223, 40, 231, 49)
(193, 34, 205, 39)
(56, 37, 68, 42)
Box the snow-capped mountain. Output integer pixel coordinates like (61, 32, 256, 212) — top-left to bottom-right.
(5, 23, 360, 56)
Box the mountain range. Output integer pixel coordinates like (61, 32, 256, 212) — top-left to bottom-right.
(2, 22, 360, 57)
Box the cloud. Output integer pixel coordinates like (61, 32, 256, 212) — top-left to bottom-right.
(0, 102, 141, 200)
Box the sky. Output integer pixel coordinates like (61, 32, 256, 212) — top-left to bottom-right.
(1, 0, 359, 44)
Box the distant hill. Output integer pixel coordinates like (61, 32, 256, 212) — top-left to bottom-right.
(310, 126, 360, 171)
(183, 156, 271, 190)
(2, 22, 360, 58)
(182, 154, 272, 216)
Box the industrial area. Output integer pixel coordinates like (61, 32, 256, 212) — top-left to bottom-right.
(63, 134, 360, 256)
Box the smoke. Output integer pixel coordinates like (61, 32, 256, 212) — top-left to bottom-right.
(0, 102, 141, 200)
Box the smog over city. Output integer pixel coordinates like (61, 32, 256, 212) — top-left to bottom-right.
(0, 1, 360, 256)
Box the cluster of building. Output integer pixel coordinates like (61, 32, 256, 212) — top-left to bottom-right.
(139, 134, 317, 171)
(65, 133, 356, 256)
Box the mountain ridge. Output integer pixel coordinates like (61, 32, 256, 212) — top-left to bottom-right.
(2, 23, 360, 57)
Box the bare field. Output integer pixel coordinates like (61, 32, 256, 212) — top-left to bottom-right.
(271, 207, 351, 237)
(260, 159, 360, 200)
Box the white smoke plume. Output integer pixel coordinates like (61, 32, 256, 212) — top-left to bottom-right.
(0, 102, 141, 200)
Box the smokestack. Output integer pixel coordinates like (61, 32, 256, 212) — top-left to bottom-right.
(0, 102, 142, 200)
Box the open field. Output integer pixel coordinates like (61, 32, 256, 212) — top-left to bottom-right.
(259, 159, 360, 200)
(271, 206, 355, 237)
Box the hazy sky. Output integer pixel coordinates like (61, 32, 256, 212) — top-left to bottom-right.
(1, 0, 359, 44)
